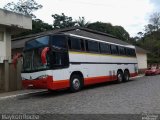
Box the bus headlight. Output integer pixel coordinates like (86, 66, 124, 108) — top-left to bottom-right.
(21, 77, 26, 80)
(38, 75, 49, 79)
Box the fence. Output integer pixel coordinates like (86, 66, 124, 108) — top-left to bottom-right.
(0, 60, 22, 92)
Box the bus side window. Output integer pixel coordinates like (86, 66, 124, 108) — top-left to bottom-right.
(80, 39, 85, 51)
(118, 46, 125, 55)
(126, 48, 130, 56)
(68, 37, 81, 50)
(68, 38, 71, 49)
(86, 40, 99, 53)
(131, 49, 136, 56)
(85, 40, 88, 51)
(100, 43, 111, 54)
(126, 48, 136, 56)
(111, 45, 118, 55)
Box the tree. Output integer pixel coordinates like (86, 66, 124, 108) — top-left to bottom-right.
(149, 12, 160, 31)
(135, 12, 160, 64)
(32, 19, 53, 33)
(75, 17, 89, 27)
(52, 13, 76, 29)
(87, 22, 113, 34)
(145, 24, 155, 34)
(87, 22, 130, 41)
(3, 0, 42, 18)
(144, 12, 160, 34)
(13, 19, 53, 38)
(137, 32, 143, 38)
(113, 26, 130, 41)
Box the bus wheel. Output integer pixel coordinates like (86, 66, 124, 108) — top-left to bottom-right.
(123, 70, 130, 82)
(117, 71, 123, 83)
(70, 74, 82, 92)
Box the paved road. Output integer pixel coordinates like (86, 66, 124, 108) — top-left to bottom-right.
(0, 75, 160, 114)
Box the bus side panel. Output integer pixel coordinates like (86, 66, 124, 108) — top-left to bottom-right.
(21, 52, 138, 90)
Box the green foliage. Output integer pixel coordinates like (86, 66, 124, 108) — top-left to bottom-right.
(144, 13, 160, 35)
(13, 19, 53, 38)
(87, 22, 113, 34)
(75, 17, 89, 27)
(113, 26, 130, 41)
(135, 12, 160, 64)
(52, 13, 76, 29)
(3, 0, 42, 18)
(52, 13, 90, 28)
(32, 19, 53, 33)
(87, 22, 130, 41)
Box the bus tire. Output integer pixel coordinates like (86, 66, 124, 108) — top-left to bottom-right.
(117, 71, 123, 83)
(70, 74, 82, 92)
(123, 70, 130, 82)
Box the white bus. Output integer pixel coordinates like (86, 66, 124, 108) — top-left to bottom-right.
(21, 33, 138, 92)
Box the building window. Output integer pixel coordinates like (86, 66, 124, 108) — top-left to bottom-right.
(0, 31, 4, 41)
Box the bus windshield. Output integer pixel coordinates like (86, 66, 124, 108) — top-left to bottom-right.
(23, 36, 50, 72)
(22, 48, 50, 72)
(22, 35, 69, 72)
(25, 36, 49, 50)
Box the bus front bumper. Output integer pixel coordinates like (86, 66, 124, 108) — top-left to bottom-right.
(22, 76, 70, 90)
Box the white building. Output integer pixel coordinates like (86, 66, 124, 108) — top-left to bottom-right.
(0, 9, 32, 92)
(0, 8, 32, 63)
(135, 46, 148, 73)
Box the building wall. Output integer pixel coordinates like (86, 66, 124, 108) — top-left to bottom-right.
(5, 32, 11, 62)
(12, 48, 23, 58)
(136, 52, 147, 73)
(0, 9, 32, 30)
(0, 27, 6, 62)
(0, 9, 32, 63)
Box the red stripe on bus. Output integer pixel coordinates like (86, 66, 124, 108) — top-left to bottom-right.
(52, 80, 70, 90)
(84, 75, 117, 85)
(22, 72, 138, 90)
(22, 76, 70, 90)
(22, 78, 48, 89)
(130, 72, 138, 77)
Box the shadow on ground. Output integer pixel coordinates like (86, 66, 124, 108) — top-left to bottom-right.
(18, 79, 137, 100)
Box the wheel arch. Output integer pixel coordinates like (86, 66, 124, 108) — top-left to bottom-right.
(70, 71, 84, 86)
(124, 69, 130, 77)
(117, 69, 123, 74)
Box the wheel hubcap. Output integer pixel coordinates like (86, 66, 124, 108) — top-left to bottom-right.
(118, 74, 122, 82)
(125, 74, 129, 81)
(73, 78, 80, 90)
